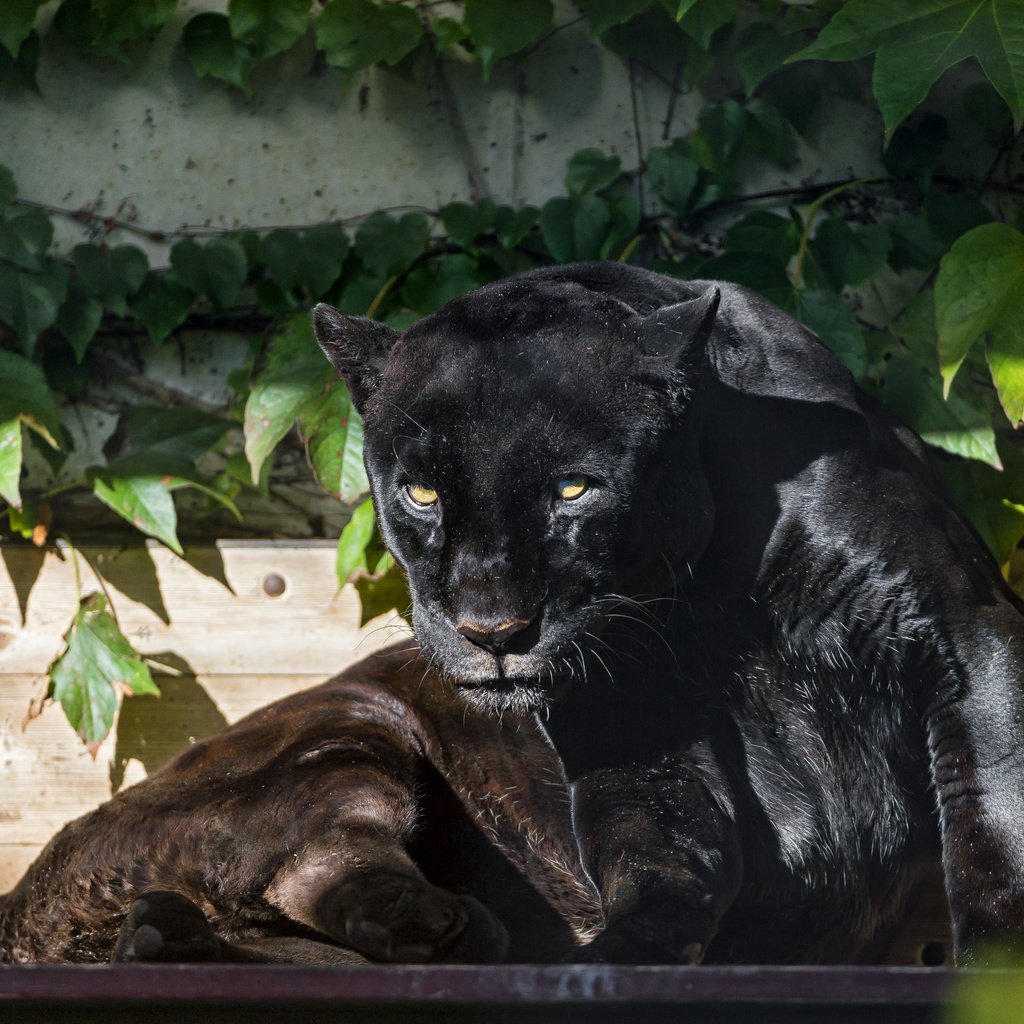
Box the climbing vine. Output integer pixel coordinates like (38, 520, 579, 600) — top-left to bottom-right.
(1, 0, 1023, 749)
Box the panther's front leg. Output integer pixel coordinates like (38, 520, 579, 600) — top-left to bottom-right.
(571, 751, 742, 964)
(925, 601, 1024, 963)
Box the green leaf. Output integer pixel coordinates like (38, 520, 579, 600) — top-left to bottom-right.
(725, 211, 800, 261)
(645, 140, 700, 214)
(89, 0, 178, 54)
(170, 236, 248, 309)
(0, 418, 22, 509)
(790, 0, 1024, 137)
(317, 0, 423, 71)
(441, 199, 496, 251)
(600, 186, 641, 260)
(963, 80, 1014, 144)
(0, 28, 40, 91)
(886, 292, 1002, 466)
(601, 6, 702, 65)
(565, 148, 621, 197)
(494, 204, 539, 249)
(882, 113, 948, 186)
(49, 592, 159, 755)
(299, 380, 369, 502)
(887, 212, 946, 272)
(881, 349, 1002, 467)
(229, 0, 310, 59)
(0, 348, 63, 447)
(744, 101, 794, 165)
(0, 0, 46, 57)
(463, 0, 553, 77)
(56, 278, 104, 362)
(244, 312, 328, 482)
(735, 21, 810, 96)
(73, 243, 149, 316)
(0, 205, 53, 271)
(336, 496, 376, 585)
(182, 12, 254, 88)
(808, 217, 891, 291)
(354, 211, 430, 279)
(924, 188, 993, 247)
(261, 223, 349, 297)
(936, 223, 1024, 415)
(353, 559, 410, 625)
(104, 406, 234, 469)
(401, 254, 491, 315)
(128, 271, 196, 345)
(791, 288, 867, 378)
(941, 459, 1024, 565)
(539, 195, 611, 263)
(433, 16, 467, 52)
(574, 0, 651, 35)
(695, 100, 748, 171)
(91, 474, 182, 553)
(0, 259, 69, 353)
(757, 65, 822, 136)
(676, 0, 737, 49)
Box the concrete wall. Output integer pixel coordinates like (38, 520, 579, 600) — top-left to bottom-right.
(3, 1, 881, 265)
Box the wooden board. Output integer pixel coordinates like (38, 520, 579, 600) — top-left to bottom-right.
(0, 541, 405, 891)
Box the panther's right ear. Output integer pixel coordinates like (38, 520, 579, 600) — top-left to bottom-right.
(312, 304, 399, 411)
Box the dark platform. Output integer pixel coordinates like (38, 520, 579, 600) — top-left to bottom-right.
(0, 964, 958, 1024)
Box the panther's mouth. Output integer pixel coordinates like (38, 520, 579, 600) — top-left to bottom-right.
(454, 675, 557, 715)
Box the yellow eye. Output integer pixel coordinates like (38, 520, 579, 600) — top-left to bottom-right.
(406, 483, 439, 506)
(557, 475, 589, 501)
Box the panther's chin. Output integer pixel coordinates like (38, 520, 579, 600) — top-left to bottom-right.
(454, 678, 555, 717)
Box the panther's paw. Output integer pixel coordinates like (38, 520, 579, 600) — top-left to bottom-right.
(575, 918, 703, 965)
(321, 871, 509, 964)
(112, 890, 221, 963)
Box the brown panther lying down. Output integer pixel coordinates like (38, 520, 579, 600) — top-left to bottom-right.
(0, 644, 601, 964)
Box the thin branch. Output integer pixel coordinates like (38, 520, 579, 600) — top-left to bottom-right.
(88, 354, 231, 415)
(17, 176, 1024, 246)
(423, 28, 488, 202)
(628, 60, 646, 215)
(11, 198, 438, 244)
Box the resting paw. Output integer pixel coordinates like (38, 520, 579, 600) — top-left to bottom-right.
(322, 871, 509, 964)
(111, 890, 221, 963)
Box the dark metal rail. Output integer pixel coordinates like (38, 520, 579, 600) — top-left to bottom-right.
(0, 964, 957, 1024)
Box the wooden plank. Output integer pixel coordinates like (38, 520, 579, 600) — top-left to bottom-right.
(0, 541, 405, 894)
(0, 541, 405, 676)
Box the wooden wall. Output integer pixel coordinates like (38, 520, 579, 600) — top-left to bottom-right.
(0, 540, 402, 893)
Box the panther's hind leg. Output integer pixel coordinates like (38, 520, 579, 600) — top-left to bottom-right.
(111, 891, 371, 964)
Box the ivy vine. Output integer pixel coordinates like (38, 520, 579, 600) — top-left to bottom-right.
(1, 0, 1023, 751)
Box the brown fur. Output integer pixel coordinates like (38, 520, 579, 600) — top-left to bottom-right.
(0, 644, 601, 963)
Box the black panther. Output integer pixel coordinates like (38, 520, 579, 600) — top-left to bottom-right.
(3, 262, 1022, 966)
(312, 261, 1024, 965)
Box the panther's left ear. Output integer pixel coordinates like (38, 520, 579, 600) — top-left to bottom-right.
(312, 303, 400, 411)
(639, 286, 721, 371)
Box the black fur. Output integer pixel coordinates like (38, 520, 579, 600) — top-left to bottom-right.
(315, 262, 1024, 964)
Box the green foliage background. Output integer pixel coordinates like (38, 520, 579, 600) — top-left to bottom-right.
(1, 0, 1023, 748)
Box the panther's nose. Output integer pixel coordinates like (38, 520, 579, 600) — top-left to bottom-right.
(456, 616, 534, 652)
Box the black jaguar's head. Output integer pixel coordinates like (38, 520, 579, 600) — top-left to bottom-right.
(313, 273, 719, 714)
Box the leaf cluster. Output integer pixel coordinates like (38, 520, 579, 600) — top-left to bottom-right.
(1, 0, 1023, 750)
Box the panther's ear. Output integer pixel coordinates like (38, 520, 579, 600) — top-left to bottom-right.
(312, 304, 399, 410)
(639, 286, 721, 369)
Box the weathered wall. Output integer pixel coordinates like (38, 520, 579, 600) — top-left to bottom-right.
(2, 2, 881, 264)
